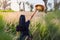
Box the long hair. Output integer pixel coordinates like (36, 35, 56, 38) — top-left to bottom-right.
(19, 15, 26, 26)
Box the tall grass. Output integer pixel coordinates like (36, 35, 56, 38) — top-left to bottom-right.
(0, 14, 13, 40)
(0, 30, 12, 40)
(0, 10, 60, 40)
(0, 15, 5, 30)
(30, 10, 60, 40)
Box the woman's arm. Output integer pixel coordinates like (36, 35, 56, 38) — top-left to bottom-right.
(29, 10, 37, 20)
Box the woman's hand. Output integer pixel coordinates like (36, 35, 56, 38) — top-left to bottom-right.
(16, 32, 19, 36)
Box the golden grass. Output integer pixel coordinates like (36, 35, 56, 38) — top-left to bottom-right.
(0, 12, 46, 24)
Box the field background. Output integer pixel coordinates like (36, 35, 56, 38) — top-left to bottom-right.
(0, 10, 60, 40)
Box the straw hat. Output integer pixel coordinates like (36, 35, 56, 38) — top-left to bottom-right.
(35, 4, 44, 11)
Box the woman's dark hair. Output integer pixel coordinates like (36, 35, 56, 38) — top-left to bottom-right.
(19, 15, 26, 26)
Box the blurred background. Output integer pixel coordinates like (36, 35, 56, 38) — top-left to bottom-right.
(0, 0, 60, 11)
(0, 0, 60, 40)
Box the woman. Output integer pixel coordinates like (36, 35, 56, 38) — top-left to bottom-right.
(16, 10, 37, 40)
